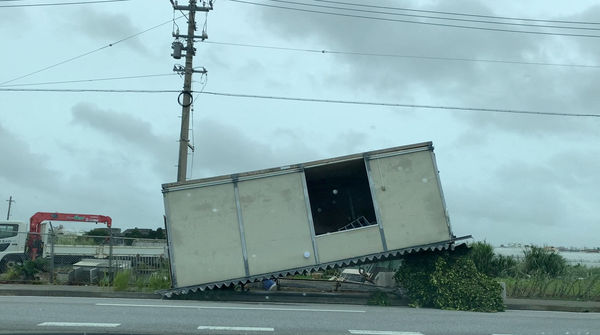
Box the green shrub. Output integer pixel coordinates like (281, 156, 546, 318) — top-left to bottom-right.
(98, 275, 111, 287)
(113, 270, 131, 291)
(0, 267, 22, 280)
(469, 242, 517, 277)
(523, 246, 566, 277)
(395, 249, 504, 312)
(19, 259, 47, 280)
(147, 271, 171, 290)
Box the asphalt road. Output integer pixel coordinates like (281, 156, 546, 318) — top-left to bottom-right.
(0, 296, 597, 335)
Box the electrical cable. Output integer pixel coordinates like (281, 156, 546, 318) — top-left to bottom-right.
(0, 15, 185, 86)
(2, 87, 598, 118)
(226, 0, 600, 38)
(0, 0, 129, 7)
(0, 88, 180, 93)
(197, 91, 600, 118)
(1, 73, 178, 87)
(204, 40, 600, 69)
(264, 0, 600, 31)
(312, 0, 600, 26)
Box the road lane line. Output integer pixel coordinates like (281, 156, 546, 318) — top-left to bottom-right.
(96, 303, 365, 313)
(38, 322, 120, 327)
(198, 326, 274, 332)
(349, 331, 423, 335)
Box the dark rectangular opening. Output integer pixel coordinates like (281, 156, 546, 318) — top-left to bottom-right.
(305, 159, 377, 235)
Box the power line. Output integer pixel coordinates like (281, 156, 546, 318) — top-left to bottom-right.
(0, 16, 184, 86)
(0, 0, 129, 7)
(197, 91, 600, 118)
(0, 88, 179, 93)
(312, 0, 600, 26)
(264, 0, 600, 31)
(1, 73, 178, 87)
(2, 87, 598, 118)
(204, 40, 600, 69)
(226, 0, 600, 38)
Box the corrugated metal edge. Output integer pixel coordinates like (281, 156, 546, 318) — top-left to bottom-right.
(157, 235, 471, 297)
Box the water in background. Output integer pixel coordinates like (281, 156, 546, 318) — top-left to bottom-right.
(494, 247, 600, 268)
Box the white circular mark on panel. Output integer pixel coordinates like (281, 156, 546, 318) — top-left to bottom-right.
(303, 251, 311, 258)
(252, 254, 256, 258)
(422, 178, 429, 183)
(212, 208, 218, 213)
(186, 192, 192, 197)
(332, 189, 338, 195)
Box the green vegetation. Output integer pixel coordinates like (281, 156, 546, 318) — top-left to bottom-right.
(469, 241, 518, 277)
(468, 242, 600, 301)
(368, 290, 391, 306)
(84, 228, 111, 244)
(395, 247, 504, 312)
(139, 270, 171, 290)
(0, 259, 47, 281)
(111, 269, 171, 291)
(113, 270, 131, 291)
(522, 246, 566, 277)
(502, 275, 600, 300)
(0, 267, 22, 281)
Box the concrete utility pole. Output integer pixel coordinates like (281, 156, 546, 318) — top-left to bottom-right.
(171, 0, 212, 182)
(6, 196, 15, 220)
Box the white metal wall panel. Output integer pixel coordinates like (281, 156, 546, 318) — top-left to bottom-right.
(315, 225, 383, 263)
(164, 183, 246, 287)
(238, 172, 316, 275)
(369, 150, 451, 250)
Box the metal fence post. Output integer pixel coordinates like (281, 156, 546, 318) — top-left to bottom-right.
(108, 228, 114, 284)
(49, 224, 55, 284)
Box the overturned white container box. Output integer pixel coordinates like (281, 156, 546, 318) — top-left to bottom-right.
(162, 142, 465, 295)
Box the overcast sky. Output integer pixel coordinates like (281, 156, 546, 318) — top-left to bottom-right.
(0, 0, 598, 247)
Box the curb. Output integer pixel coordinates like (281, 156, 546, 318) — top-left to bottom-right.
(1, 285, 598, 313)
(0, 288, 160, 300)
(167, 289, 409, 306)
(505, 298, 600, 313)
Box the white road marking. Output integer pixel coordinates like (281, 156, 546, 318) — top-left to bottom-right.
(38, 322, 120, 327)
(349, 331, 423, 335)
(198, 326, 274, 332)
(96, 303, 365, 313)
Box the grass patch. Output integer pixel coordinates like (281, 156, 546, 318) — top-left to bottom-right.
(503, 274, 600, 301)
(113, 270, 131, 291)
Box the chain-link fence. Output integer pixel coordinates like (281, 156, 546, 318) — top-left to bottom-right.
(0, 230, 170, 290)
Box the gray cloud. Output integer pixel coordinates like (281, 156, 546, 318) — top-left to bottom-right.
(446, 147, 600, 246)
(254, 0, 600, 137)
(71, 102, 177, 179)
(190, 119, 320, 177)
(64, 8, 149, 54)
(0, 122, 58, 191)
(0, 119, 163, 227)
